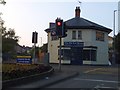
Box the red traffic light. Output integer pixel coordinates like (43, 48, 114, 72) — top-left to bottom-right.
(57, 22, 61, 26)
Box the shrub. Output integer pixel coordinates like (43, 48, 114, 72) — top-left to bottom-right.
(2, 64, 52, 80)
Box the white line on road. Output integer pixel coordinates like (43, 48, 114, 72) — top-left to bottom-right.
(74, 78, 119, 83)
(94, 86, 115, 89)
(97, 86, 117, 88)
(84, 68, 102, 73)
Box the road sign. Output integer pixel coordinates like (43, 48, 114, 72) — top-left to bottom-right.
(64, 42, 84, 47)
(16, 56, 32, 64)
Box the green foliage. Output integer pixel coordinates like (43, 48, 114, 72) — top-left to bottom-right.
(1, 21, 19, 54)
(2, 28, 19, 41)
(0, 0, 6, 5)
(2, 64, 52, 80)
(2, 38, 17, 53)
(115, 33, 120, 54)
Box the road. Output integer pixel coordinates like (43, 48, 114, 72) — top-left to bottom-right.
(45, 64, 119, 89)
(5, 64, 119, 89)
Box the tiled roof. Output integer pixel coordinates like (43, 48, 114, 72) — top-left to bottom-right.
(45, 17, 112, 33)
(65, 17, 112, 33)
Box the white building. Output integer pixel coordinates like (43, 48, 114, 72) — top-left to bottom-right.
(45, 7, 112, 65)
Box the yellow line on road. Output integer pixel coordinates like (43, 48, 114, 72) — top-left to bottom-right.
(84, 68, 102, 74)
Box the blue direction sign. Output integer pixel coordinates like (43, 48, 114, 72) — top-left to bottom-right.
(16, 56, 32, 64)
(64, 42, 84, 47)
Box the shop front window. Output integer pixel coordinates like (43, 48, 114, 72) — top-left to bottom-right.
(83, 50, 97, 61)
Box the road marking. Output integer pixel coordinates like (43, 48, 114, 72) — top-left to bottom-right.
(94, 86, 115, 89)
(74, 78, 119, 83)
(94, 85, 102, 89)
(98, 86, 117, 88)
(94, 84, 116, 89)
(84, 68, 102, 73)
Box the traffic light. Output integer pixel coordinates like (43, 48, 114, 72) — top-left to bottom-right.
(62, 22, 67, 37)
(53, 18, 67, 38)
(32, 31, 38, 43)
(55, 18, 63, 37)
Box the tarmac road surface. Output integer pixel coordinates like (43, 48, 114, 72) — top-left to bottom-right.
(45, 64, 119, 89)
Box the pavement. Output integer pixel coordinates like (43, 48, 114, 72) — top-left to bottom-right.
(4, 67, 79, 89)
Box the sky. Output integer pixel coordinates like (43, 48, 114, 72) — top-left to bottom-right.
(118, 1, 120, 33)
(0, 0, 119, 47)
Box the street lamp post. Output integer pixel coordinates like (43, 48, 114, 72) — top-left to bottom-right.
(113, 10, 117, 53)
(113, 10, 117, 64)
(113, 10, 120, 64)
(113, 10, 117, 36)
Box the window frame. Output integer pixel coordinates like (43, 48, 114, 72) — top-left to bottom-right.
(72, 31, 76, 40)
(83, 49, 97, 61)
(96, 31, 105, 41)
(78, 31, 82, 40)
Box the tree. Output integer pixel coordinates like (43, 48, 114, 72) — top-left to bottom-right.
(115, 33, 120, 54)
(0, 0, 6, 5)
(2, 29, 19, 53)
(0, 0, 6, 59)
(1, 20, 19, 57)
(114, 33, 120, 64)
(2, 28, 19, 42)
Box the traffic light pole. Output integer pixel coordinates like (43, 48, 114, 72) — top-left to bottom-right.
(59, 37, 62, 71)
(55, 18, 67, 72)
(33, 43, 36, 64)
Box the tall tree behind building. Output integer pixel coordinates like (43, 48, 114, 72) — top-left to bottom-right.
(114, 33, 120, 64)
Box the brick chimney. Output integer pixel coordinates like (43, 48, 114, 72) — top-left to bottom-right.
(75, 7, 81, 17)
